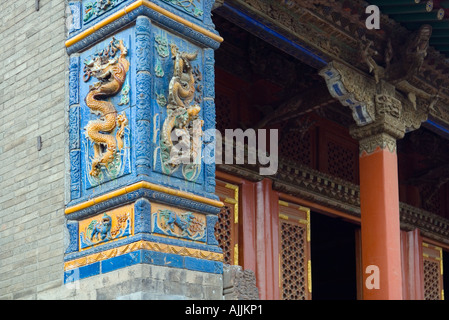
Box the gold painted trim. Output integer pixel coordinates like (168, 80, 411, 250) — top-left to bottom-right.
(234, 243, 239, 266)
(224, 183, 238, 191)
(308, 259, 312, 294)
(224, 198, 237, 205)
(65, 181, 224, 214)
(64, 240, 224, 271)
(224, 182, 239, 265)
(65, 0, 224, 48)
(304, 205, 312, 294)
(299, 206, 311, 243)
(279, 254, 282, 290)
(278, 200, 289, 207)
(440, 244, 444, 300)
(224, 183, 239, 225)
(438, 246, 443, 276)
(279, 213, 289, 220)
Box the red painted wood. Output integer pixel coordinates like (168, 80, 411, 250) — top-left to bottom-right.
(401, 229, 424, 300)
(240, 180, 257, 274)
(254, 179, 280, 300)
(359, 146, 403, 300)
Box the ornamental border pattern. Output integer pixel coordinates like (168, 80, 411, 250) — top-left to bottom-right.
(65, 184, 222, 221)
(64, 239, 223, 271)
(66, 3, 222, 55)
(135, 16, 153, 176)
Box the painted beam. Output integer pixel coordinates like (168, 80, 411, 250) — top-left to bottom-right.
(429, 38, 449, 45)
(430, 44, 449, 50)
(428, 28, 449, 36)
(215, 2, 328, 70)
(438, 0, 449, 8)
(369, 0, 421, 5)
(389, 9, 445, 22)
(380, 2, 433, 14)
(403, 19, 449, 29)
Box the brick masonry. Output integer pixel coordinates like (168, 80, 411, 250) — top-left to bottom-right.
(39, 264, 223, 300)
(0, 0, 68, 300)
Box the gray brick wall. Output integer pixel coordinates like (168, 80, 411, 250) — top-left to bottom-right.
(0, 0, 67, 299)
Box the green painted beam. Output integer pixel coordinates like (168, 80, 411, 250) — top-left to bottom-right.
(430, 45, 449, 50)
(429, 29, 449, 37)
(430, 38, 449, 45)
(438, 0, 449, 8)
(369, 0, 420, 5)
(403, 20, 449, 30)
(390, 9, 445, 22)
(381, 2, 433, 14)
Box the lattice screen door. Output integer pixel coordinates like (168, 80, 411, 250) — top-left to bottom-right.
(279, 200, 311, 300)
(215, 179, 239, 265)
(423, 242, 444, 300)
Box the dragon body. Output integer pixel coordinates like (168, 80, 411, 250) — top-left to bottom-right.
(84, 38, 129, 177)
(160, 44, 202, 174)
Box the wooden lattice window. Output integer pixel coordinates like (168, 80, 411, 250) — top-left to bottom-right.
(423, 242, 444, 300)
(279, 129, 314, 168)
(279, 201, 311, 300)
(215, 179, 239, 265)
(421, 185, 442, 215)
(215, 90, 232, 135)
(319, 129, 359, 184)
(326, 140, 357, 183)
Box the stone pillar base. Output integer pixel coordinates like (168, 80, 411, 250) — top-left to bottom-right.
(40, 264, 223, 300)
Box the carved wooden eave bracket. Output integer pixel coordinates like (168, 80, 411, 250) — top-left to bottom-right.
(320, 60, 431, 154)
(217, 0, 449, 132)
(319, 61, 376, 127)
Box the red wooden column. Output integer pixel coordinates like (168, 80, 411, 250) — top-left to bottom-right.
(254, 179, 280, 300)
(401, 229, 424, 300)
(358, 137, 403, 300)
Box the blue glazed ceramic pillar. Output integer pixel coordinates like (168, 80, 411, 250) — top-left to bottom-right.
(135, 16, 153, 177)
(64, 0, 224, 298)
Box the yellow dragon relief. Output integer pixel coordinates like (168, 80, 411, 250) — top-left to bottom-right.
(84, 38, 129, 177)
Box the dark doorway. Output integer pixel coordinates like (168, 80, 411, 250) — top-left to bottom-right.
(311, 212, 358, 300)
